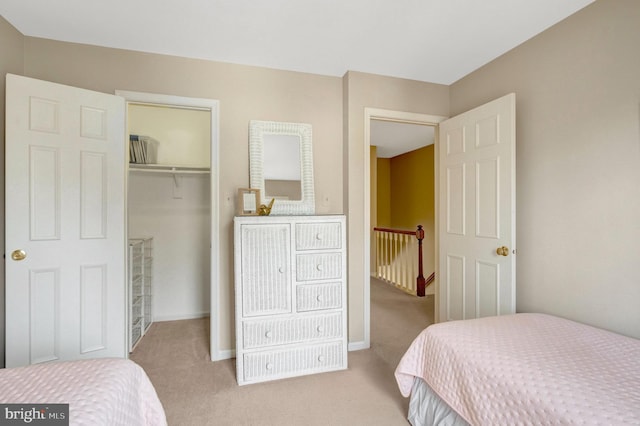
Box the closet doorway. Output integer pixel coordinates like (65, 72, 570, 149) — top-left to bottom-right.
(116, 91, 221, 360)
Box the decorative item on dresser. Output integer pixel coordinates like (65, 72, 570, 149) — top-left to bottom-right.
(258, 198, 275, 216)
(237, 188, 261, 216)
(234, 215, 347, 385)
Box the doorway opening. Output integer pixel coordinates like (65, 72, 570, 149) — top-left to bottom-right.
(116, 90, 222, 360)
(363, 108, 446, 349)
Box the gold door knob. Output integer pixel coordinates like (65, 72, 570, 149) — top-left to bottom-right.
(11, 249, 27, 261)
(496, 246, 509, 256)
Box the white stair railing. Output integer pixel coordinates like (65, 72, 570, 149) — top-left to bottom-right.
(374, 225, 432, 296)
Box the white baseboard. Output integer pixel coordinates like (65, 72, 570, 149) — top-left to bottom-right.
(153, 312, 210, 322)
(212, 348, 235, 361)
(348, 340, 369, 351)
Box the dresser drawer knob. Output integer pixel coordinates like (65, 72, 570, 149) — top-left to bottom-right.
(317, 355, 325, 363)
(266, 362, 273, 370)
(316, 264, 324, 271)
(316, 294, 323, 302)
(316, 233, 323, 240)
(278, 266, 284, 273)
(265, 330, 273, 338)
(316, 325, 324, 333)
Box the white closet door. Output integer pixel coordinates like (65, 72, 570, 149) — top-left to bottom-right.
(5, 74, 126, 367)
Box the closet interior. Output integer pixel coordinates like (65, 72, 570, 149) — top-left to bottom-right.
(126, 101, 212, 351)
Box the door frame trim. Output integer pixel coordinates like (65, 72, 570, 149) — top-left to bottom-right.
(115, 90, 223, 360)
(362, 108, 446, 349)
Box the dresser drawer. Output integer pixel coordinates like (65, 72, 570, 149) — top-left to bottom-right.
(296, 253, 342, 281)
(242, 312, 342, 349)
(242, 341, 345, 383)
(295, 222, 342, 250)
(296, 282, 342, 312)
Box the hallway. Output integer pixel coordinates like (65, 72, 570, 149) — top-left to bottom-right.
(370, 277, 434, 369)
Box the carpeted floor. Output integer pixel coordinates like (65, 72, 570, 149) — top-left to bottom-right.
(130, 278, 433, 425)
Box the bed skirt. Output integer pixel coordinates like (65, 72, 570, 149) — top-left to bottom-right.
(408, 378, 469, 426)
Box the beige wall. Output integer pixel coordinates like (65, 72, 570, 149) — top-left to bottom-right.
(344, 71, 448, 344)
(450, 0, 640, 338)
(390, 145, 435, 275)
(0, 16, 25, 368)
(20, 37, 344, 353)
(127, 104, 211, 167)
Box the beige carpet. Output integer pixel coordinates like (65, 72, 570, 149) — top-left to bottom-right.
(131, 278, 433, 425)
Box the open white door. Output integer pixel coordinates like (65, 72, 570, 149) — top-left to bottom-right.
(5, 74, 126, 367)
(438, 93, 516, 322)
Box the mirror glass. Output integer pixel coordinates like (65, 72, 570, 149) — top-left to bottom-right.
(249, 120, 315, 215)
(263, 134, 302, 201)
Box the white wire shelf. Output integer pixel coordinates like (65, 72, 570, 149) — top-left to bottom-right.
(128, 163, 210, 174)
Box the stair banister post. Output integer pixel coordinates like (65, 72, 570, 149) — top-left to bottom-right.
(416, 225, 426, 297)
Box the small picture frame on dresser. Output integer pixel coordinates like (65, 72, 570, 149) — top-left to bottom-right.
(237, 188, 260, 216)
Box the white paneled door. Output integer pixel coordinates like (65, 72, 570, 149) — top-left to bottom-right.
(5, 74, 126, 367)
(438, 93, 516, 322)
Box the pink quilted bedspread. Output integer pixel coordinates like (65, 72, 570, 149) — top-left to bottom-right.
(0, 358, 166, 426)
(395, 313, 640, 425)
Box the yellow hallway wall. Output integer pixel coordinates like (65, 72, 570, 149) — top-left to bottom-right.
(390, 145, 435, 275)
(376, 157, 391, 228)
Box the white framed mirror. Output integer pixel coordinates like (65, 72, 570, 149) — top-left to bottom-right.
(249, 120, 315, 215)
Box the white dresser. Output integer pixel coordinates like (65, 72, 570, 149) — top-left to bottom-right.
(234, 215, 347, 385)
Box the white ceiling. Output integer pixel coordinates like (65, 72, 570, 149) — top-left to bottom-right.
(0, 0, 594, 85)
(371, 120, 434, 158)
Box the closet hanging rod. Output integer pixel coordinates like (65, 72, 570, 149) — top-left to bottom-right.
(129, 164, 210, 174)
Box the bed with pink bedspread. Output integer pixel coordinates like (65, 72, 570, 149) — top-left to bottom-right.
(395, 313, 640, 425)
(0, 358, 166, 426)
